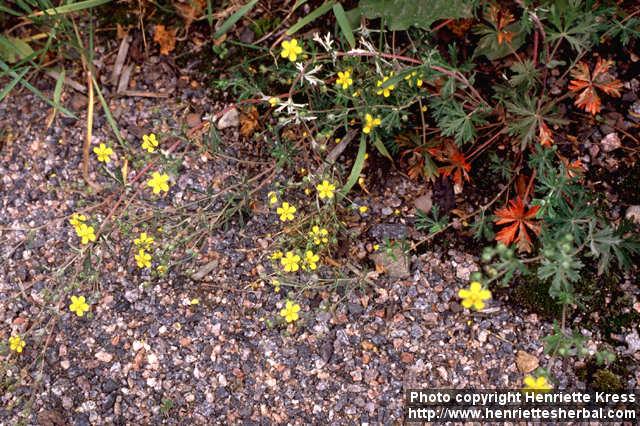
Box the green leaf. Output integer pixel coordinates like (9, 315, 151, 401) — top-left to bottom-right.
(0, 60, 76, 118)
(358, 0, 472, 31)
(472, 22, 527, 60)
(213, 0, 259, 39)
(372, 137, 392, 160)
(92, 76, 128, 149)
(339, 135, 367, 198)
(30, 0, 112, 16)
(0, 4, 22, 16)
(333, 3, 355, 49)
(0, 36, 34, 64)
(0, 67, 29, 103)
(53, 68, 65, 108)
(287, 1, 336, 35)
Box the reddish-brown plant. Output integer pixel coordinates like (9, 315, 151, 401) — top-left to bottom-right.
(493, 197, 541, 253)
(568, 59, 623, 115)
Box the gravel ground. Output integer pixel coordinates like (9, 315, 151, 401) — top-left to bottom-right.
(1, 55, 638, 425)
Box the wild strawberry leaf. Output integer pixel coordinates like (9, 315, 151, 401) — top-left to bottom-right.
(493, 197, 541, 253)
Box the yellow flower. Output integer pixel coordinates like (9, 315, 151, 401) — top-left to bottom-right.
(280, 300, 301, 323)
(272, 279, 281, 293)
(404, 71, 423, 87)
(134, 232, 154, 249)
(281, 251, 301, 272)
(373, 244, 380, 251)
(309, 226, 329, 245)
(270, 250, 283, 260)
(157, 265, 167, 274)
(268, 97, 279, 107)
(523, 375, 553, 393)
(189, 298, 200, 305)
(316, 180, 336, 200)
(135, 249, 152, 269)
(336, 70, 353, 89)
(376, 74, 395, 97)
(142, 133, 159, 153)
(9, 335, 26, 353)
(76, 223, 96, 245)
(362, 114, 382, 134)
(268, 191, 278, 205)
(359, 206, 368, 213)
(69, 213, 87, 228)
(458, 281, 491, 311)
(280, 39, 303, 62)
(69, 295, 90, 317)
(93, 143, 114, 163)
(304, 250, 319, 270)
(276, 202, 296, 222)
(147, 171, 170, 194)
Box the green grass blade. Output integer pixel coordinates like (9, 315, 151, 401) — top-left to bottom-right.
(91, 75, 128, 149)
(0, 60, 76, 118)
(339, 134, 367, 199)
(291, 0, 309, 12)
(332, 3, 355, 49)
(205, 0, 213, 26)
(53, 68, 65, 107)
(30, 0, 111, 16)
(372, 137, 392, 161)
(0, 67, 29, 103)
(213, 0, 259, 39)
(0, 5, 23, 16)
(287, 1, 336, 35)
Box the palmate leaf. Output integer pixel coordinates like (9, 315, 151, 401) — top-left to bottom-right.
(494, 197, 541, 253)
(588, 222, 640, 275)
(568, 59, 623, 115)
(544, 0, 598, 53)
(430, 97, 488, 145)
(359, 0, 473, 31)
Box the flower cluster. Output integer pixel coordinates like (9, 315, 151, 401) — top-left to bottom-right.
(9, 335, 26, 353)
(69, 213, 96, 245)
(376, 73, 395, 97)
(362, 114, 381, 134)
(309, 226, 329, 245)
(133, 231, 155, 269)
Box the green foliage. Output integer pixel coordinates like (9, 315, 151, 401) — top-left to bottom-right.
(538, 234, 583, 302)
(543, 322, 589, 357)
(358, 0, 473, 31)
(415, 206, 449, 235)
(429, 97, 488, 145)
(543, 0, 598, 53)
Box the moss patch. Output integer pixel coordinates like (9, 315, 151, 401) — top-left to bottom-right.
(509, 273, 563, 320)
(576, 357, 630, 392)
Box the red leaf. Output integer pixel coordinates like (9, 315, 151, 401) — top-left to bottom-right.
(493, 197, 541, 253)
(538, 121, 553, 147)
(568, 59, 623, 115)
(428, 141, 471, 187)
